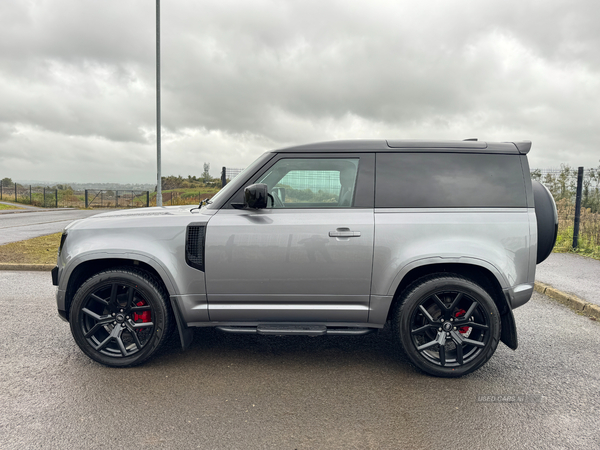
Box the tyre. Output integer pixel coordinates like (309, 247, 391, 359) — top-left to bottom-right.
(69, 268, 172, 367)
(393, 274, 501, 377)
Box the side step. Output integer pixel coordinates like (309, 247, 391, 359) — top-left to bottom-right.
(215, 325, 376, 336)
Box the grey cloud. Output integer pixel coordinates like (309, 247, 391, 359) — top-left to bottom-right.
(1, 0, 599, 183)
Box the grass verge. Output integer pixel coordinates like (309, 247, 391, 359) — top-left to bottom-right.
(553, 225, 600, 260)
(0, 233, 62, 264)
(0, 203, 24, 210)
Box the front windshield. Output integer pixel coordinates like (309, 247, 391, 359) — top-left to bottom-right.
(206, 152, 273, 209)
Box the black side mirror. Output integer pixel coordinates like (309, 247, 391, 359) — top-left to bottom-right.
(244, 183, 268, 209)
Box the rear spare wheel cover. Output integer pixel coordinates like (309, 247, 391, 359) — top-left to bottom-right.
(532, 180, 558, 264)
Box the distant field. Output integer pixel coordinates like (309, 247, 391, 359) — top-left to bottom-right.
(4, 186, 222, 209)
(149, 187, 221, 206)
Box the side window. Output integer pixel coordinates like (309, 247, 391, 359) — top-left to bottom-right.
(375, 153, 527, 208)
(256, 158, 359, 208)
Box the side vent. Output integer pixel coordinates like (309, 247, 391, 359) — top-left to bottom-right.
(185, 224, 206, 271)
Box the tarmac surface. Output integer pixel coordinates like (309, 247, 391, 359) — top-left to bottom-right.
(536, 253, 600, 307)
(0, 206, 108, 245)
(1, 209, 599, 448)
(1, 270, 599, 449)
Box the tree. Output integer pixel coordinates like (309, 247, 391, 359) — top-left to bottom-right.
(202, 163, 211, 183)
(1, 177, 13, 187)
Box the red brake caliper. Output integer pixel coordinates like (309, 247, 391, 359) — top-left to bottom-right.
(133, 300, 151, 329)
(455, 309, 470, 334)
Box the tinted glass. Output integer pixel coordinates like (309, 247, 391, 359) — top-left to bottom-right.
(376, 153, 526, 208)
(257, 158, 359, 208)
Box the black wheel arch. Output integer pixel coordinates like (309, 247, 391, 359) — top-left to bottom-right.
(389, 263, 518, 350)
(64, 258, 193, 351)
(65, 259, 167, 322)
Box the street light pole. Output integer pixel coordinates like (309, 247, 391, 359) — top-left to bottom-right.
(156, 0, 162, 206)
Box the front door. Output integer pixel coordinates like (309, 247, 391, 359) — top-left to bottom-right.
(204, 154, 374, 323)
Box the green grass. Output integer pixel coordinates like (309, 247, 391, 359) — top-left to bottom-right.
(0, 203, 23, 210)
(553, 225, 600, 260)
(0, 233, 62, 264)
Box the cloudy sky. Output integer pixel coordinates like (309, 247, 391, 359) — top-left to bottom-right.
(1, 0, 598, 184)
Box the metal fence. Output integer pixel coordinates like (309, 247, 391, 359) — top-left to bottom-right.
(149, 190, 215, 207)
(532, 166, 600, 256)
(531, 167, 600, 210)
(1, 184, 62, 208)
(0, 183, 150, 209)
(84, 190, 149, 208)
(225, 167, 244, 180)
(220, 167, 245, 187)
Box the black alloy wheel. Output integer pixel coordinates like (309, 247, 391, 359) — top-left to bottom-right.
(394, 274, 501, 377)
(70, 268, 171, 367)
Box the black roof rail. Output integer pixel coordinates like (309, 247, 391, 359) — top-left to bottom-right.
(463, 138, 478, 141)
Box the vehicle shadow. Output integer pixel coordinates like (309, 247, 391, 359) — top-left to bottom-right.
(159, 322, 414, 372)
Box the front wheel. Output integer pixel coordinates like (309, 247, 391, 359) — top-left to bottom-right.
(69, 268, 172, 367)
(393, 275, 501, 377)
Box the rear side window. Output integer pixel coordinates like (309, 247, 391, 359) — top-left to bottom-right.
(376, 153, 526, 208)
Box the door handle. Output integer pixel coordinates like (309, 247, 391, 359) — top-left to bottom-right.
(329, 229, 361, 238)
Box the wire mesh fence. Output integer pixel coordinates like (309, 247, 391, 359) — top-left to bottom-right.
(1, 184, 63, 208)
(277, 170, 342, 195)
(84, 190, 149, 208)
(225, 167, 244, 180)
(531, 167, 600, 210)
(0, 184, 150, 209)
(150, 191, 214, 207)
(219, 167, 245, 188)
(532, 166, 600, 257)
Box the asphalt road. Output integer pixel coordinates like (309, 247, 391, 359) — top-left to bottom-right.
(0, 209, 108, 245)
(536, 253, 600, 307)
(1, 271, 599, 449)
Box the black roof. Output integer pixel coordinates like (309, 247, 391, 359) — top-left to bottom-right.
(274, 139, 531, 154)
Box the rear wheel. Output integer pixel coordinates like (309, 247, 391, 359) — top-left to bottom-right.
(69, 268, 171, 367)
(393, 275, 501, 377)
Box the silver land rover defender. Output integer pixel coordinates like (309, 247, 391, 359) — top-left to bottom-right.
(52, 139, 558, 377)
